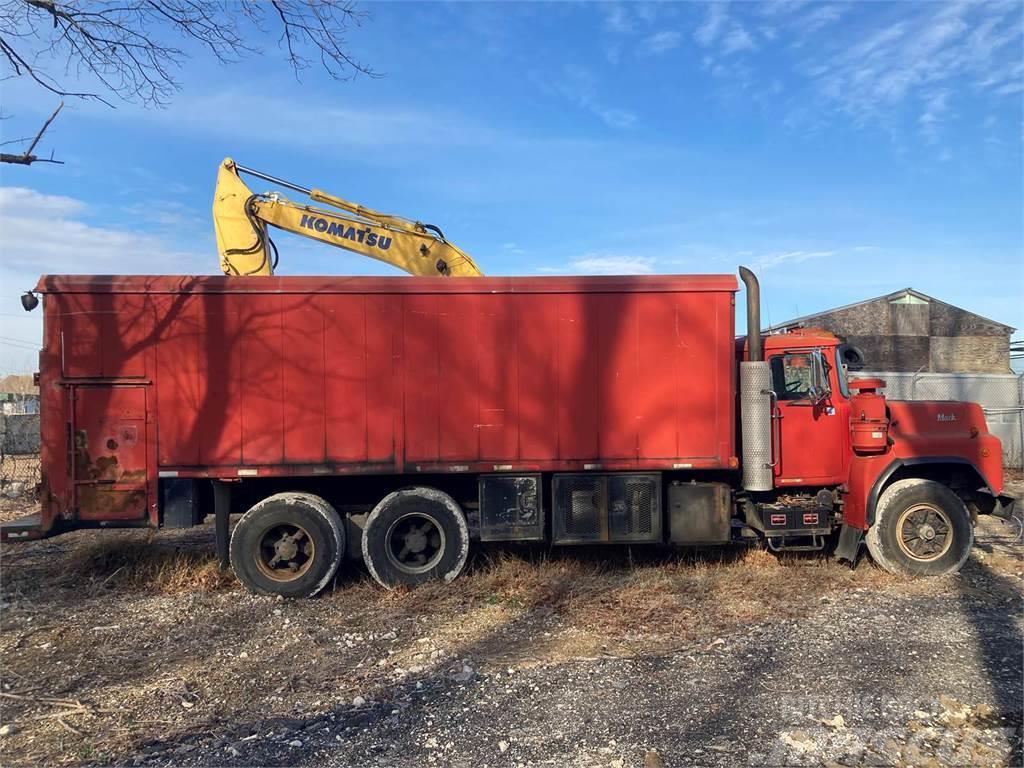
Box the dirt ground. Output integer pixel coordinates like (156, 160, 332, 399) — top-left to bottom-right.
(0, 474, 1021, 767)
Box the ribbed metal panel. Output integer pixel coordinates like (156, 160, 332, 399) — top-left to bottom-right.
(740, 361, 773, 491)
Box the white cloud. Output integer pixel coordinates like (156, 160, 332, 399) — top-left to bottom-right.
(753, 250, 835, 271)
(0, 186, 206, 277)
(918, 90, 951, 143)
(0, 186, 209, 371)
(695, 3, 729, 47)
(539, 254, 656, 275)
(99, 90, 503, 150)
(606, 42, 623, 66)
(552, 66, 637, 129)
(756, 0, 814, 17)
(0, 187, 86, 218)
(793, 4, 846, 36)
(642, 30, 683, 55)
(804, 3, 1021, 125)
(595, 107, 637, 129)
(604, 5, 634, 34)
(722, 26, 756, 55)
(692, 1, 1021, 149)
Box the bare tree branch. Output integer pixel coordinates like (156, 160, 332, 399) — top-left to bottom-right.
(0, 99, 63, 164)
(0, 1, 376, 168)
(0, 0, 376, 109)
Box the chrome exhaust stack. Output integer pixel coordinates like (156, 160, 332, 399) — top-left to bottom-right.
(739, 267, 773, 492)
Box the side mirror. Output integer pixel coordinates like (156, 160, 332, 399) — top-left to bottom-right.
(810, 351, 832, 405)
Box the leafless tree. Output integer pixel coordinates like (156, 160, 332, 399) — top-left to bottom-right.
(0, 0, 376, 165)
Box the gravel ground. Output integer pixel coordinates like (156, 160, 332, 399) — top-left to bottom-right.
(0, 475, 1021, 767)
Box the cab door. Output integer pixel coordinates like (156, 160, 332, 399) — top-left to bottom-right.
(768, 349, 848, 486)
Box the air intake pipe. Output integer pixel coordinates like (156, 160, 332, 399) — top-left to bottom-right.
(738, 267, 773, 491)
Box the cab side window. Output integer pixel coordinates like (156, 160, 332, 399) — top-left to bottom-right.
(770, 353, 814, 401)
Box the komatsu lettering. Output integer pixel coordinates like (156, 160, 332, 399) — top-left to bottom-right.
(299, 215, 391, 250)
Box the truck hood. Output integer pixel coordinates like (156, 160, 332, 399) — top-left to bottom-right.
(887, 400, 1003, 494)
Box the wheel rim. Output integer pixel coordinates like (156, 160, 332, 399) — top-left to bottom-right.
(254, 523, 315, 582)
(896, 503, 953, 562)
(385, 512, 445, 575)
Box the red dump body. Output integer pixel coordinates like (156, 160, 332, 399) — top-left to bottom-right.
(34, 274, 738, 532)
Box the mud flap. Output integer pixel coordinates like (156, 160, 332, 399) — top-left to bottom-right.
(990, 494, 1018, 521)
(833, 523, 863, 566)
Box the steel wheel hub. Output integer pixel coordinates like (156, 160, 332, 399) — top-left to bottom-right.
(896, 504, 953, 562)
(255, 524, 315, 582)
(385, 512, 445, 575)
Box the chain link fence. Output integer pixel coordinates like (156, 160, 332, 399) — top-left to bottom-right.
(1, 414, 41, 497)
(862, 371, 1024, 469)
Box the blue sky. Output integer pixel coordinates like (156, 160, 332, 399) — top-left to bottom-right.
(0, 0, 1022, 372)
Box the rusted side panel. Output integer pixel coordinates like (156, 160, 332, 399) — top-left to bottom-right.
(73, 386, 148, 521)
(38, 293, 67, 533)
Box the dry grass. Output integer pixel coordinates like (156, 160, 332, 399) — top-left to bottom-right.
(1, 511, 1017, 767)
(307, 544, 904, 666)
(59, 534, 237, 595)
(50, 533, 897, 639)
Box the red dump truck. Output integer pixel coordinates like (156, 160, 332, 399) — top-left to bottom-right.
(3, 269, 1014, 596)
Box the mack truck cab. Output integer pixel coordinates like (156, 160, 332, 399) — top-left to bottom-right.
(743, 320, 1012, 576)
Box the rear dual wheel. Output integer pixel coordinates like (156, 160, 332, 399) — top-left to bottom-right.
(231, 487, 469, 596)
(230, 492, 345, 598)
(362, 488, 469, 590)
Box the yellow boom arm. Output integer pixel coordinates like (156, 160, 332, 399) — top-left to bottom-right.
(213, 158, 484, 277)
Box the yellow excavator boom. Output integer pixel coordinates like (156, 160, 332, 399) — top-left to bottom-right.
(212, 158, 484, 277)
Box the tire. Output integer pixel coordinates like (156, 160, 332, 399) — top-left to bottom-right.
(230, 492, 345, 598)
(362, 487, 469, 590)
(865, 478, 973, 577)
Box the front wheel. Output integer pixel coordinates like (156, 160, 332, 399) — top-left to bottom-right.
(865, 478, 973, 576)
